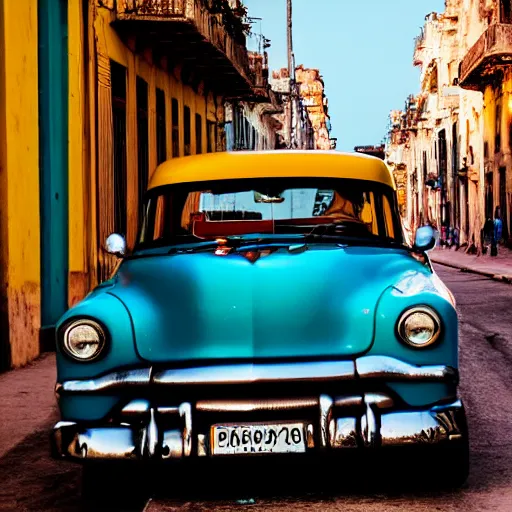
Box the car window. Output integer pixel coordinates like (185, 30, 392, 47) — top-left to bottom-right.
(138, 177, 402, 247)
(382, 195, 395, 239)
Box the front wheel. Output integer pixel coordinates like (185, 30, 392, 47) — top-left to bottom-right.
(430, 436, 470, 489)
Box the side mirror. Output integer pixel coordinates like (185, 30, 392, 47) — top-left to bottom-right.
(105, 233, 127, 257)
(413, 225, 436, 253)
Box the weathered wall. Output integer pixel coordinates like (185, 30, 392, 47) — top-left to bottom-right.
(295, 66, 331, 150)
(68, 0, 90, 306)
(83, 2, 226, 284)
(387, 2, 492, 252)
(0, 0, 41, 368)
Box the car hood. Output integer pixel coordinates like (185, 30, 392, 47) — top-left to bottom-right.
(108, 245, 427, 363)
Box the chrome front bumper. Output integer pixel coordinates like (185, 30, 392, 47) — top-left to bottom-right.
(51, 356, 463, 462)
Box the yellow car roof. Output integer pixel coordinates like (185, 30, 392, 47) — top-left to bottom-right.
(148, 150, 396, 190)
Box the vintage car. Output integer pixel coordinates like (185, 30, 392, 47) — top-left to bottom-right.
(51, 150, 469, 490)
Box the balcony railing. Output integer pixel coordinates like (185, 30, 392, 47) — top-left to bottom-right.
(115, 0, 254, 95)
(459, 23, 512, 90)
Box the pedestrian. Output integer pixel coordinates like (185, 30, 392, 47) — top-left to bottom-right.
(483, 217, 493, 254)
(491, 206, 503, 257)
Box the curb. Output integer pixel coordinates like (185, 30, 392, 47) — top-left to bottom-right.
(430, 257, 512, 284)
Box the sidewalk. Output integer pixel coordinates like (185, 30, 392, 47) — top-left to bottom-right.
(430, 245, 512, 283)
(0, 353, 57, 458)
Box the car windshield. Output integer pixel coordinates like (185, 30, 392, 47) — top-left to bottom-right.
(138, 177, 402, 248)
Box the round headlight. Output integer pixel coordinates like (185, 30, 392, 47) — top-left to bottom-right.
(62, 320, 106, 361)
(397, 307, 441, 348)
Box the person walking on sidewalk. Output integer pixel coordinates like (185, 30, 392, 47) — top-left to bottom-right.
(491, 206, 503, 257)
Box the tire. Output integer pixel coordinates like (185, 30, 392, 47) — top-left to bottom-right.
(419, 407, 470, 490)
(81, 462, 150, 510)
(440, 438, 470, 489)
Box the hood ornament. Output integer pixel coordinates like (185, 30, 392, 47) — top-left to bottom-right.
(214, 238, 233, 256)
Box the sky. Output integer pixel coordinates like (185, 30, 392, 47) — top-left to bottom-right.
(243, 0, 445, 152)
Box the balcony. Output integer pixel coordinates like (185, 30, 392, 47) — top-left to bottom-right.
(459, 23, 512, 90)
(113, 0, 258, 97)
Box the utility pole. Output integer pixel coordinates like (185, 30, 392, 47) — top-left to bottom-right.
(287, 0, 294, 149)
(287, 0, 293, 78)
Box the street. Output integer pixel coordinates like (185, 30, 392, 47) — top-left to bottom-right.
(0, 265, 511, 512)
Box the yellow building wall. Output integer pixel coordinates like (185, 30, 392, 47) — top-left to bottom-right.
(68, 4, 227, 296)
(0, 0, 41, 367)
(68, 0, 90, 306)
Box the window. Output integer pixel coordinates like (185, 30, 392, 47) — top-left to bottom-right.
(207, 120, 216, 153)
(195, 113, 202, 154)
(382, 196, 395, 239)
(111, 60, 127, 236)
(137, 77, 149, 225)
(184, 106, 191, 156)
(245, 119, 250, 150)
(501, 0, 512, 23)
(172, 98, 179, 158)
(138, 178, 402, 249)
(156, 88, 166, 165)
(495, 98, 502, 154)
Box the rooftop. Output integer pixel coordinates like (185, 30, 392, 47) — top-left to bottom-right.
(148, 150, 396, 190)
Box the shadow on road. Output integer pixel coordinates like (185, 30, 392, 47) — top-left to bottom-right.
(0, 426, 510, 511)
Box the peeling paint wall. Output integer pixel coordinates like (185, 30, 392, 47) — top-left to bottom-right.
(386, 2, 492, 252)
(0, 0, 41, 369)
(269, 66, 332, 150)
(295, 66, 332, 150)
(0, 0, 263, 370)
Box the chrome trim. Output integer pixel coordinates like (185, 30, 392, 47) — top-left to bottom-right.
(197, 434, 207, 457)
(334, 395, 363, 408)
(153, 361, 355, 385)
(121, 399, 150, 417)
(56, 356, 457, 395)
(306, 424, 315, 449)
(157, 406, 179, 415)
(397, 306, 441, 348)
(51, 399, 467, 460)
(319, 395, 333, 449)
(361, 398, 378, 448)
(380, 411, 448, 446)
(145, 408, 159, 458)
(355, 355, 457, 382)
(364, 392, 394, 409)
(76, 428, 138, 460)
(196, 397, 318, 413)
(332, 417, 358, 448)
(179, 402, 192, 458)
(162, 430, 182, 459)
(59, 368, 151, 393)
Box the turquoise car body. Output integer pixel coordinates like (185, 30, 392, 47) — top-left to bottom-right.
(55, 244, 457, 421)
(51, 151, 468, 486)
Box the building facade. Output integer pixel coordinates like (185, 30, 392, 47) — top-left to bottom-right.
(385, 1, 496, 253)
(458, 0, 512, 248)
(295, 65, 332, 150)
(0, 0, 270, 370)
(224, 51, 282, 151)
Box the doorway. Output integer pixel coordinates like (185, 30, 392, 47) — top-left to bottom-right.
(485, 172, 494, 221)
(499, 167, 508, 241)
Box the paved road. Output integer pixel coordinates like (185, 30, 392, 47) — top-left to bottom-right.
(0, 265, 511, 511)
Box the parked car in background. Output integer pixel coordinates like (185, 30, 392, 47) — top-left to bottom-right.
(51, 150, 469, 494)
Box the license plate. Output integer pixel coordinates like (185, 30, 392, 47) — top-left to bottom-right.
(211, 423, 306, 455)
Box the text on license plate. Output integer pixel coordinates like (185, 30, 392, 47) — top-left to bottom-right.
(211, 423, 306, 455)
